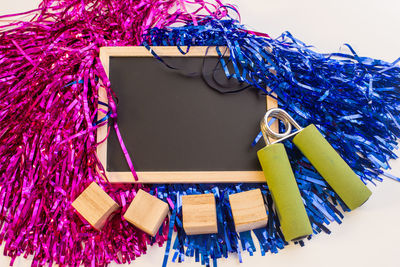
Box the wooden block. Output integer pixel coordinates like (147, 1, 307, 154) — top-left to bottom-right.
(72, 182, 120, 230)
(182, 193, 218, 235)
(229, 189, 268, 232)
(123, 189, 169, 236)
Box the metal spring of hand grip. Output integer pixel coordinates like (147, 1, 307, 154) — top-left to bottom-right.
(261, 108, 303, 145)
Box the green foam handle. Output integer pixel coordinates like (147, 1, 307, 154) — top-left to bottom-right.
(293, 124, 372, 210)
(257, 143, 312, 241)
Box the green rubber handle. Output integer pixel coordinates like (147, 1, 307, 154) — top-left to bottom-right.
(257, 143, 312, 241)
(293, 124, 372, 210)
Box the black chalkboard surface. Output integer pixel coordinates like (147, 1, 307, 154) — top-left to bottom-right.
(106, 55, 266, 174)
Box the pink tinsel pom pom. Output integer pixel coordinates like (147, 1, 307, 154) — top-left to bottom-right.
(0, 0, 231, 265)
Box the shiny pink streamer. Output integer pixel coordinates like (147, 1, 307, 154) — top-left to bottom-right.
(0, 0, 232, 265)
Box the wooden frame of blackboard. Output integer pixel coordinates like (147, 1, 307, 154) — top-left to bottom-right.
(98, 46, 278, 183)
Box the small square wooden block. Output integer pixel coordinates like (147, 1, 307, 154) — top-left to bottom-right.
(182, 193, 218, 235)
(72, 182, 119, 230)
(123, 189, 169, 237)
(229, 189, 268, 232)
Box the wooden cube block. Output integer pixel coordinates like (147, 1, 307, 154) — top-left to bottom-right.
(72, 182, 119, 230)
(229, 189, 268, 232)
(182, 193, 218, 235)
(123, 189, 169, 237)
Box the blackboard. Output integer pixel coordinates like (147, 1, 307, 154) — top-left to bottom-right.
(98, 47, 275, 183)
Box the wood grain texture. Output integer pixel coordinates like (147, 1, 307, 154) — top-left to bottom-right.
(123, 189, 169, 236)
(99, 46, 230, 77)
(182, 194, 218, 235)
(98, 46, 277, 183)
(106, 171, 266, 183)
(228, 189, 268, 232)
(265, 67, 279, 143)
(71, 182, 120, 230)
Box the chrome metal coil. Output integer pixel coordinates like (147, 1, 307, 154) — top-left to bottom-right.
(260, 108, 303, 145)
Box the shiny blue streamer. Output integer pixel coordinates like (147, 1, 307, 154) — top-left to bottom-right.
(251, 118, 276, 146)
(144, 15, 400, 266)
(65, 79, 110, 127)
(93, 101, 111, 126)
(162, 194, 178, 267)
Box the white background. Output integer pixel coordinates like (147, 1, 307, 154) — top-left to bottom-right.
(1, 1, 400, 266)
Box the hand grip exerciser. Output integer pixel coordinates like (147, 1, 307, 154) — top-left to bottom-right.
(292, 124, 372, 210)
(260, 108, 372, 211)
(257, 109, 312, 241)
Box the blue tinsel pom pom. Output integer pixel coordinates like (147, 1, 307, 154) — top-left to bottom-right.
(143, 16, 400, 266)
